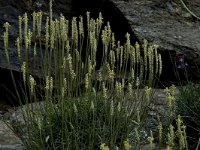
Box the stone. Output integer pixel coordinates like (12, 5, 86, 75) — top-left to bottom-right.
(0, 101, 46, 150)
(0, 0, 139, 105)
(0, 120, 23, 150)
(112, 0, 200, 82)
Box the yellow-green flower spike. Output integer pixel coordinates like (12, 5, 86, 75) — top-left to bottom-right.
(3, 22, 11, 62)
(21, 62, 26, 82)
(123, 139, 132, 150)
(158, 54, 162, 76)
(79, 16, 84, 38)
(100, 143, 109, 150)
(29, 75, 36, 96)
(19, 16, 23, 43)
(16, 37, 21, 61)
(147, 130, 154, 150)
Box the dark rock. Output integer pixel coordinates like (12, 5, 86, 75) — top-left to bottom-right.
(0, 0, 74, 106)
(0, 0, 139, 106)
(0, 0, 200, 106)
(0, 120, 23, 150)
(113, 0, 200, 83)
(0, 6, 20, 22)
(72, 0, 138, 44)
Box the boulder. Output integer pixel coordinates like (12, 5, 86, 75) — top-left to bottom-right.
(0, 120, 23, 150)
(112, 0, 200, 82)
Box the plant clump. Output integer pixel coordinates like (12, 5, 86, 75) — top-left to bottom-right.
(176, 82, 200, 149)
(3, 0, 164, 149)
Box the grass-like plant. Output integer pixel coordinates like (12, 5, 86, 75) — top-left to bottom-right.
(180, 0, 200, 21)
(176, 82, 200, 149)
(3, 0, 163, 149)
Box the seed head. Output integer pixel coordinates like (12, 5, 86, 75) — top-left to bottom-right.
(21, 62, 26, 82)
(29, 75, 36, 95)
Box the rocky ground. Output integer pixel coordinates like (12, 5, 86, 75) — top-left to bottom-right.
(0, 120, 23, 150)
(0, 98, 21, 150)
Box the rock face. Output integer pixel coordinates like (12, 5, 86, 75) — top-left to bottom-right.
(0, 0, 199, 91)
(0, 120, 23, 150)
(0, 1, 199, 99)
(0, 0, 136, 72)
(0, 0, 77, 106)
(0, 0, 75, 71)
(0, 0, 139, 105)
(112, 0, 200, 82)
(0, 0, 137, 70)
